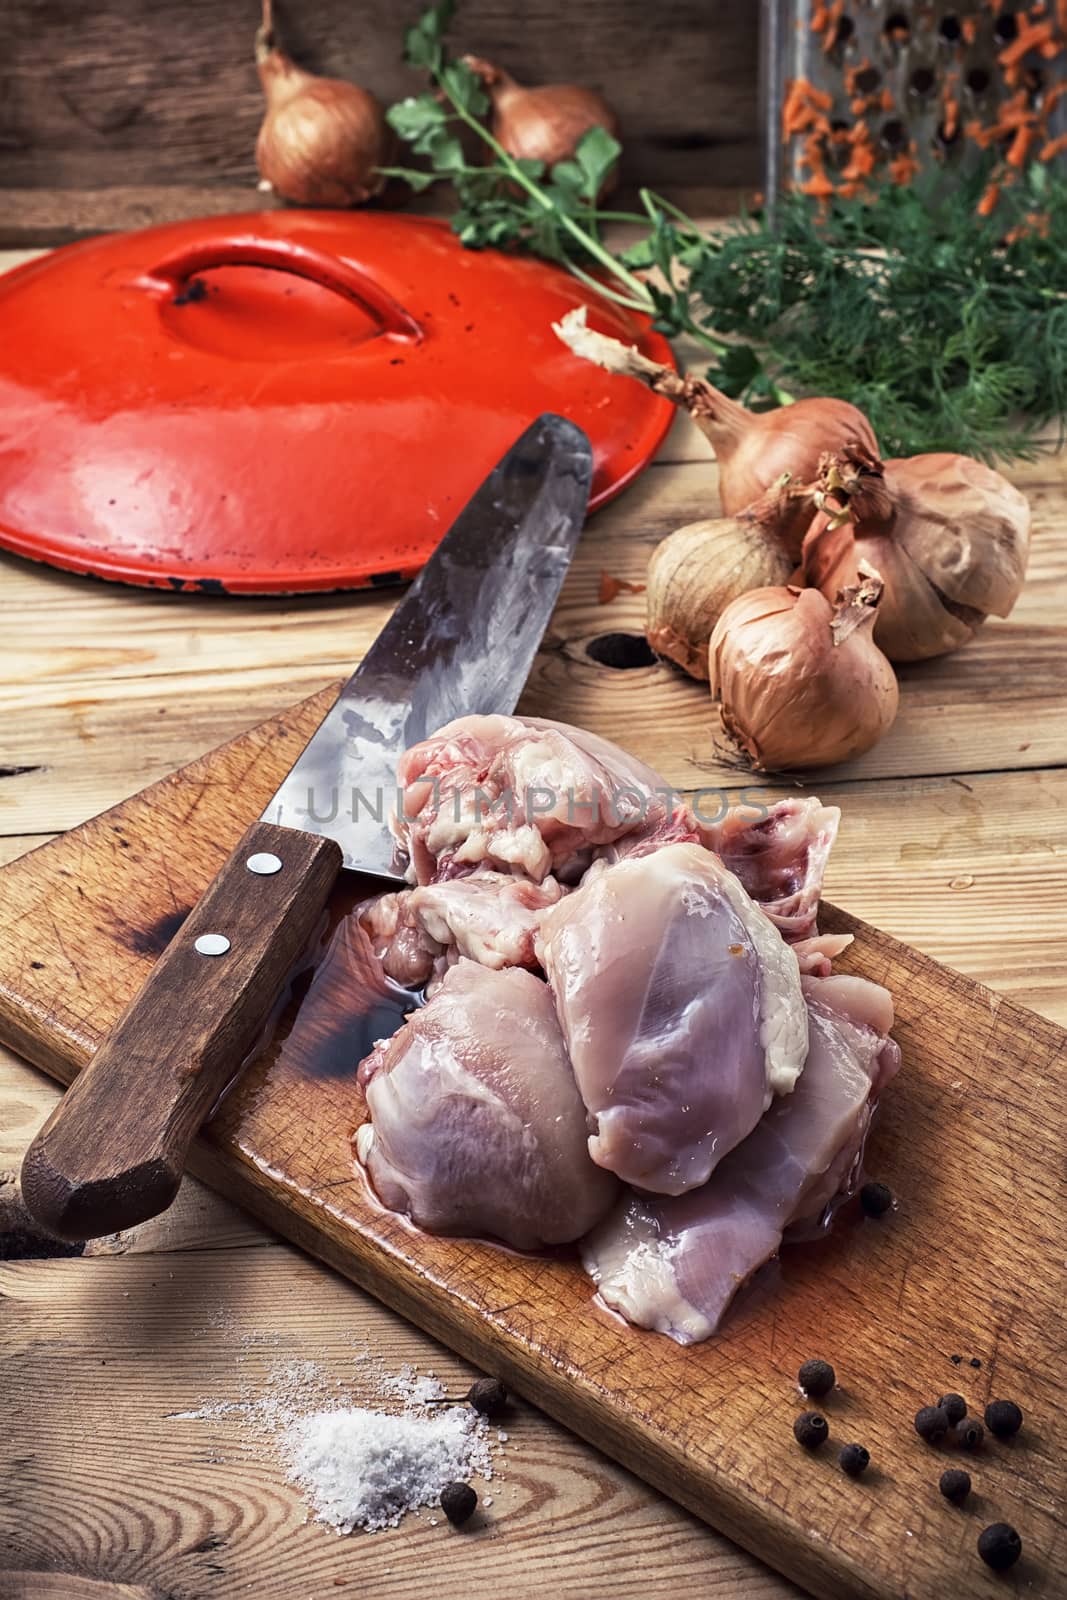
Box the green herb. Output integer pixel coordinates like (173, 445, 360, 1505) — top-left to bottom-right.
(385, 2, 1067, 463)
(688, 168, 1067, 461)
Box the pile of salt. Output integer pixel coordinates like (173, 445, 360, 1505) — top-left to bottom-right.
(281, 1403, 492, 1534)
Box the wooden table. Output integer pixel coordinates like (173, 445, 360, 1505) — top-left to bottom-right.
(2, 242, 1065, 1599)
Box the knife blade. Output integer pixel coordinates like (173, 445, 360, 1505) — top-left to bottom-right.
(265, 412, 593, 877)
(21, 414, 593, 1241)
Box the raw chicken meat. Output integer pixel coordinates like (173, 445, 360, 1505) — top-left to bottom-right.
(793, 932, 855, 977)
(394, 713, 681, 885)
(705, 798, 841, 942)
(580, 973, 900, 1343)
(536, 842, 809, 1195)
(355, 959, 618, 1250)
(361, 873, 565, 990)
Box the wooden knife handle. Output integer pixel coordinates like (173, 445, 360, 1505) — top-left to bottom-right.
(20, 819, 343, 1241)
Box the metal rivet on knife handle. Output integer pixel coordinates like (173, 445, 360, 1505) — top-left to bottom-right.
(246, 852, 283, 875)
(19, 819, 343, 1242)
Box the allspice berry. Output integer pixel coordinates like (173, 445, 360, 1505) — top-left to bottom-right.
(957, 1417, 984, 1451)
(793, 1411, 829, 1449)
(914, 1404, 950, 1443)
(859, 1181, 893, 1217)
(984, 1399, 1023, 1439)
(937, 1392, 967, 1425)
(839, 1443, 870, 1477)
(467, 1377, 508, 1416)
(939, 1468, 972, 1503)
(977, 1523, 1022, 1571)
(798, 1359, 836, 1398)
(440, 1481, 478, 1527)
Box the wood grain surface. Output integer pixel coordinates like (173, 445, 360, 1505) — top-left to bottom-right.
(2, 238, 1066, 1599)
(0, 684, 1064, 1600)
(0, 1047, 801, 1600)
(0, 0, 759, 244)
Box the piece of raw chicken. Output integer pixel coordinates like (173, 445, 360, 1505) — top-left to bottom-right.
(355, 959, 618, 1250)
(361, 872, 565, 990)
(393, 712, 684, 885)
(580, 973, 900, 1343)
(704, 798, 841, 943)
(537, 841, 809, 1195)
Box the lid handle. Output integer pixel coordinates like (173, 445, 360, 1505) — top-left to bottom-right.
(141, 235, 423, 341)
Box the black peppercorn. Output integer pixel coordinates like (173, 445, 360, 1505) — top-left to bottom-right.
(977, 1522, 1022, 1571)
(467, 1377, 508, 1416)
(984, 1398, 1023, 1439)
(859, 1181, 893, 1217)
(798, 1359, 836, 1398)
(937, 1392, 967, 1425)
(939, 1468, 972, 1503)
(440, 1481, 478, 1527)
(957, 1417, 984, 1451)
(914, 1404, 950, 1443)
(794, 1411, 829, 1449)
(839, 1443, 870, 1477)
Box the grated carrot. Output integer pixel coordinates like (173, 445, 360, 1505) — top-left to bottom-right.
(889, 147, 921, 186)
(999, 18, 1055, 68)
(1039, 130, 1067, 158)
(821, 0, 846, 54)
(1007, 124, 1037, 166)
(977, 182, 1001, 216)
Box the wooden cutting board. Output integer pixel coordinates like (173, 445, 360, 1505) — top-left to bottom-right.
(0, 684, 1063, 1600)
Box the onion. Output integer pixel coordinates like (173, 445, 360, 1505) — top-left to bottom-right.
(802, 446, 1032, 662)
(255, 8, 390, 207)
(463, 57, 620, 191)
(554, 307, 877, 524)
(646, 478, 805, 680)
(709, 568, 899, 771)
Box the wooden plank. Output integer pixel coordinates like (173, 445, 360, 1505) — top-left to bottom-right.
(0, 0, 760, 205)
(0, 1238, 799, 1599)
(0, 1045, 796, 1595)
(1, 455, 1064, 833)
(0, 183, 754, 248)
(0, 691, 1063, 1600)
(0, 1045, 265, 1256)
(817, 768, 1067, 1030)
(0, 836, 54, 868)
(0, 186, 269, 248)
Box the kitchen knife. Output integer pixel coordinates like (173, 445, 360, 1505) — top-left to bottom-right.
(21, 413, 593, 1242)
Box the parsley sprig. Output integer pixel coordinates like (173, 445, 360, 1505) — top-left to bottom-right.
(383, 2, 1067, 462)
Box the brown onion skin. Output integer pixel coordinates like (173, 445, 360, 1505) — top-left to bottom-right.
(684, 381, 879, 521)
(645, 477, 810, 679)
(647, 516, 793, 679)
(709, 584, 899, 771)
(464, 57, 620, 193)
(802, 451, 1031, 662)
(256, 39, 390, 207)
(550, 310, 877, 527)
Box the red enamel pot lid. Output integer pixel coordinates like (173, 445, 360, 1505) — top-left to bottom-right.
(0, 211, 676, 594)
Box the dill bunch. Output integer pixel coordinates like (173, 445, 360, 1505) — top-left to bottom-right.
(686, 164, 1067, 462)
(388, 3, 1067, 463)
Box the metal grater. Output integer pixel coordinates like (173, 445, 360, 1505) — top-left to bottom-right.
(761, 0, 1067, 205)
